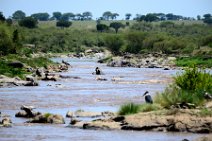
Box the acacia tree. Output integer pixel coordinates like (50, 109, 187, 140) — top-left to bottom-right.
(82, 11, 92, 20)
(203, 14, 212, 25)
(12, 10, 26, 20)
(31, 13, 50, 21)
(110, 22, 125, 33)
(53, 12, 62, 20)
(111, 13, 119, 20)
(125, 13, 132, 20)
(102, 11, 112, 20)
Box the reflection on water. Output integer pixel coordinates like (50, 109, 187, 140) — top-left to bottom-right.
(0, 58, 202, 141)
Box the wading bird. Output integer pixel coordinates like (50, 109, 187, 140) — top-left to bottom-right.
(143, 91, 153, 104)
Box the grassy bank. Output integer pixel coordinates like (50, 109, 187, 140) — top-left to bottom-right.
(0, 54, 56, 79)
(118, 66, 212, 116)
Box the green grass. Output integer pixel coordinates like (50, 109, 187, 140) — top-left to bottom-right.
(198, 108, 212, 117)
(118, 103, 140, 115)
(118, 103, 161, 115)
(0, 54, 57, 79)
(44, 113, 52, 119)
(176, 57, 212, 68)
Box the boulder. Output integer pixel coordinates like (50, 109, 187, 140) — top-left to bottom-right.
(1, 117, 12, 127)
(29, 114, 65, 124)
(66, 111, 74, 118)
(15, 105, 41, 118)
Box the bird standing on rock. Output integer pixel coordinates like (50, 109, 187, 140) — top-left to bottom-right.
(143, 91, 153, 104)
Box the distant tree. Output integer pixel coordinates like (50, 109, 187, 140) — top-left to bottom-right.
(203, 14, 212, 25)
(166, 13, 174, 20)
(18, 17, 38, 28)
(56, 20, 72, 28)
(0, 12, 6, 22)
(75, 13, 82, 20)
(31, 13, 50, 21)
(61, 13, 70, 21)
(53, 12, 62, 20)
(135, 14, 145, 21)
(12, 10, 26, 20)
(102, 11, 112, 20)
(110, 22, 125, 33)
(144, 13, 159, 22)
(96, 24, 109, 32)
(111, 13, 119, 20)
(197, 15, 201, 20)
(82, 11, 92, 20)
(125, 13, 132, 20)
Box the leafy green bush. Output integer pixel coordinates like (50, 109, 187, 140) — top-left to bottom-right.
(105, 34, 124, 55)
(125, 32, 147, 53)
(155, 66, 212, 108)
(174, 66, 212, 92)
(118, 103, 140, 115)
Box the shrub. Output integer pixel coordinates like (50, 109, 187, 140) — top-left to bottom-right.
(104, 34, 124, 55)
(19, 17, 38, 28)
(125, 32, 147, 53)
(154, 66, 212, 108)
(174, 66, 212, 92)
(118, 103, 140, 115)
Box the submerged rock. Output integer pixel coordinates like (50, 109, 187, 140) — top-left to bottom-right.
(29, 113, 65, 124)
(1, 117, 12, 127)
(15, 105, 41, 118)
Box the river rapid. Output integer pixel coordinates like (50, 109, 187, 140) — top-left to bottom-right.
(0, 58, 204, 141)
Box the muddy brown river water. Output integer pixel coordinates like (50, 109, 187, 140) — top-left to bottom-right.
(0, 58, 205, 141)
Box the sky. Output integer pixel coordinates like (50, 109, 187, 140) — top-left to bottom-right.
(0, 0, 212, 19)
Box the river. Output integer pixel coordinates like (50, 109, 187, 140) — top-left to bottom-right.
(0, 58, 204, 141)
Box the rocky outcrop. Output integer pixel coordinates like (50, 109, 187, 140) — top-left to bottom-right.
(28, 113, 65, 124)
(0, 75, 38, 87)
(106, 53, 176, 69)
(73, 109, 212, 133)
(15, 105, 41, 118)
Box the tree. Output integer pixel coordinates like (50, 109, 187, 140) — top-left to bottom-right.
(96, 24, 109, 32)
(18, 17, 38, 28)
(56, 20, 72, 28)
(110, 22, 125, 33)
(53, 12, 62, 20)
(197, 15, 201, 20)
(203, 14, 212, 25)
(31, 13, 50, 21)
(82, 11, 92, 20)
(125, 13, 132, 20)
(144, 13, 159, 22)
(102, 11, 112, 20)
(75, 13, 82, 20)
(0, 12, 6, 22)
(12, 10, 26, 20)
(111, 13, 119, 20)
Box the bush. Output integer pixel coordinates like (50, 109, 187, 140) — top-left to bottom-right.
(125, 32, 147, 53)
(154, 66, 212, 108)
(118, 103, 140, 115)
(105, 34, 124, 55)
(19, 17, 38, 28)
(174, 66, 212, 92)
